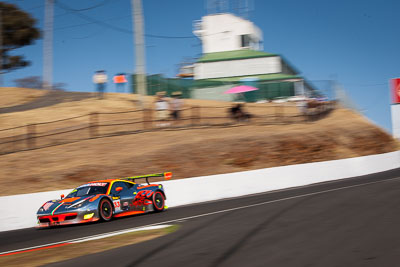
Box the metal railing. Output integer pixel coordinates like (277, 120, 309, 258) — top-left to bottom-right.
(0, 101, 335, 156)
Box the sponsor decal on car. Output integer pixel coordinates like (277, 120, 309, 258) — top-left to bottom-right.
(77, 182, 108, 188)
(132, 190, 153, 207)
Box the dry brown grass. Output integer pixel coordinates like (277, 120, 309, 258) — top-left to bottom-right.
(0, 225, 178, 267)
(0, 88, 398, 196)
(0, 87, 47, 108)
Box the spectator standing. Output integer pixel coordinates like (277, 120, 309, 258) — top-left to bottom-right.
(170, 91, 183, 120)
(229, 103, 251, 122)
(113, 73, 128, 93)
(155, 91, 169, 126)
(93, 70, 108, 99)
(297, 99, 308, 120)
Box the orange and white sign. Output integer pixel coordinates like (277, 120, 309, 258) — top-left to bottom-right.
(113, 74, 127, 84)
(391, 78, 400, 104)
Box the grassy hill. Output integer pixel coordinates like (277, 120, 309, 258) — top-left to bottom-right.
(0, 87, 398, 196)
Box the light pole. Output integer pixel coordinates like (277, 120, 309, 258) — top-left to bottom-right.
(131, 0, 147, 108)
(43, 0, 54, 90)
(0, 7, 3, 86)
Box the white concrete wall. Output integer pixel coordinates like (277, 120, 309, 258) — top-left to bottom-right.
(1, 151, 399, 232)
(194, 13, 263, 53)
(0, 189, 69, 232)
(195, 56, 281, 80)
(160, 151, 400, 207)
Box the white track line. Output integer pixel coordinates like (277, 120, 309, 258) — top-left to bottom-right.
(1, 175, 399, 256)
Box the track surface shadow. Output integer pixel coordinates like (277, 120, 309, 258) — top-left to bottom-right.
(210, 197, 311, 267)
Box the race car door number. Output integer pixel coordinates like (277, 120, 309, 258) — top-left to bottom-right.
(113, 200, 121, 211)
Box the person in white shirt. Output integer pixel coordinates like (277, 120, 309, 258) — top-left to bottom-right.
(155, 91, 169, 126)
(93, 70, 108, 99)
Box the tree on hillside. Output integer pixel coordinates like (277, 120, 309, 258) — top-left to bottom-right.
(0, 2, 40, 74)
(13, 76, 66, 90)
(13, 76, 41, 88)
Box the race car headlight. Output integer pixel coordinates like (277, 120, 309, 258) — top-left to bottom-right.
(38, 207, 44, 212)
(84, 213, 94, 220)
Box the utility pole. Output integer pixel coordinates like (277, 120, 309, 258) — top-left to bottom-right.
(43, 0, 54, 90)
(131, 0, 147, 108)
(0, 7, 3, 86)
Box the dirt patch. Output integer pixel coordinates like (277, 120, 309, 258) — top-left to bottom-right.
(64, 166, 104, 182)
(0, 225, 178, 267)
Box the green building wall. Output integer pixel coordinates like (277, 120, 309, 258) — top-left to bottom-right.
(131, 74, 297, 102)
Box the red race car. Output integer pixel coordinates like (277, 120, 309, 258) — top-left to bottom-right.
(37, 172, 172, 227)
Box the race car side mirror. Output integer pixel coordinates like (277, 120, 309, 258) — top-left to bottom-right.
(115, 187, 123, 192)
(60, 194, 65, 199)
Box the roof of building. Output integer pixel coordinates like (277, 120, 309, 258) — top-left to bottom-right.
(198, 73, 302, 83)
(197, 49, 277, 63)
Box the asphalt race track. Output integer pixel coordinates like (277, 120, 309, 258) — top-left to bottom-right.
(3, 168, 400, 266)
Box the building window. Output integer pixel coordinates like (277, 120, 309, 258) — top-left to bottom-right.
(241, 34, 251, 48)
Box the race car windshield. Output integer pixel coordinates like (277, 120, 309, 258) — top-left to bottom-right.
(67, 183, 109, 198)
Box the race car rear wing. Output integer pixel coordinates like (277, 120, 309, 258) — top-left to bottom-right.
(122, 172, 172, 185)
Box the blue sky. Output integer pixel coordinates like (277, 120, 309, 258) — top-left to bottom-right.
(3, 0, 400, 133)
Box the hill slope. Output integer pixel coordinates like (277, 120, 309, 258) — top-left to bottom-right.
(0, 88, 398, 196)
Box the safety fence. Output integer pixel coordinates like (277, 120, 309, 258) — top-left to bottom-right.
(0, 101, 335, 156)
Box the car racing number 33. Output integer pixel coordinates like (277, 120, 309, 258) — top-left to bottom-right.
(37, 172, 172, 227)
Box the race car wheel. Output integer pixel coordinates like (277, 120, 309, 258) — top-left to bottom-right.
(152, 191, 165, 212)
(99, 198, 113, 221)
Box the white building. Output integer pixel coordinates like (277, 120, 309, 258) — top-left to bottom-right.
(193, 13, 263, 54)
(186, 13, 318, 102)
